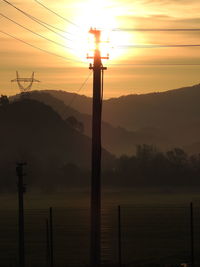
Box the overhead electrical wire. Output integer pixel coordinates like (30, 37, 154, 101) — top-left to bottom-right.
(34, 0, 80, 28)
(1, 0, 200, 67)
(16, 9, 74, 36)
(0, 13, 74, 50)
(37, 72, 92, 105)
(109, 63, 200, 66)
(117, 44, 200, 48)
(113, 28, 200, 32)
(34, 1, 200, 35)
(33, 0, 87, 39)
(24, 14, 74, 37)
(34, 18, 73, 35)
(1, 0, 74, 41)
(0, 30, 84, 64)
(66, 71, 92, 108)
(2, 0, 199, 104)
(1, 30, 199, 67)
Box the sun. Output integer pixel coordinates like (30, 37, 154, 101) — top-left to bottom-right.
(64, 0, 132, 63)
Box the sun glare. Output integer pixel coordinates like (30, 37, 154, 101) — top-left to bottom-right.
(65, 0, 133, 63)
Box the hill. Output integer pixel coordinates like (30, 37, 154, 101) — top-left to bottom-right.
(27, 91, 168, 155)
(0, 99, 114, 191)
(102, 84, 200, 148)
(45, 84, 200, 153)
(45, 90, 92, 114)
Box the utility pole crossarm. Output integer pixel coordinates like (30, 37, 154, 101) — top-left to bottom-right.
(87, 55, 109, 60)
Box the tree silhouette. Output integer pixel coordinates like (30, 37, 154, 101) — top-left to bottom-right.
(0, 95, 9, 106)
(65, 116, 84, 133)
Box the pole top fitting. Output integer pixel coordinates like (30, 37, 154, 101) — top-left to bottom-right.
(89, 27, 101, 35)
(89, 28, 101, 44)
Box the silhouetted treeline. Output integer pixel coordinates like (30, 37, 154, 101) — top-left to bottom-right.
(1, 144, 200, 192)
(103, 144, 200, 189)
(0, 95, 9, 106)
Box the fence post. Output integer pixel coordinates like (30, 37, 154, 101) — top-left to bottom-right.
(16, 162, 27, 267)
(46, 219, 50, 267)
(118, 205, 122, 267)
(49, 207, 54, 267)
(190, 202, 194, 267)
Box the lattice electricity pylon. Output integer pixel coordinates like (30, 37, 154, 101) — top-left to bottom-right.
(11, 71, 40, 93)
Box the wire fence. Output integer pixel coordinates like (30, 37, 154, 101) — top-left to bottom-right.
(0, 205, 199, 267)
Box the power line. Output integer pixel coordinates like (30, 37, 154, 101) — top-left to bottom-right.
(25, 13, 77, 39)
(1, 29, 199, 67)
(0, 30, 84, 64)
(38, 1, 199, 34)
(66, 71, 92, 108)
(3, 28, 197, 66)
(1, 0, 73, 41)
(117, 44, 200, 48)
(34, 18, 73, 35)
(109, 63, 200, 66)
(15, 8, 74, 37)
(34, 0, 80, 28)
(0, 13, 74, 50)
(36, 72, 92, 115)
(113, 28, 200, 32)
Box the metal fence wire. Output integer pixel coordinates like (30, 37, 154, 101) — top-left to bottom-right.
(0, 205, 199, 267)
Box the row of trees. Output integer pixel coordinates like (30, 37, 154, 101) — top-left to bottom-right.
(1, 144, 200, 192)
(104, 144, 200, 188)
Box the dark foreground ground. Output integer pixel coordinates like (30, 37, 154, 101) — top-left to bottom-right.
(0, 190, 199, 267)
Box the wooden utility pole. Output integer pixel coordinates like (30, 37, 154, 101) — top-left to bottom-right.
(16, 162, 27, 267)
(87, 28, 108, 267)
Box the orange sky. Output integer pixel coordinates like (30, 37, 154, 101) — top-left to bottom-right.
(1, 0, 200, 98)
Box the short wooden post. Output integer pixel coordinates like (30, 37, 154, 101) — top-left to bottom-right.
(190, 202, 194, 267)
(46, 219, 50, 267)
(118, 205, 122, 267)
(49, 207, 54, 267)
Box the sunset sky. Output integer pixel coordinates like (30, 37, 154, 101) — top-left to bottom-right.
(1, 0, 200, 98)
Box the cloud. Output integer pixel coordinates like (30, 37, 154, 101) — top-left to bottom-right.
(149, 14, 173, 19)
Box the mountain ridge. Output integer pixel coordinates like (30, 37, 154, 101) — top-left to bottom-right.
(10, 83, 200, 155)
(44, 83, 200, 154)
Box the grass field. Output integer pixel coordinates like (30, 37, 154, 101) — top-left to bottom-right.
(0, 191, 199, 267)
